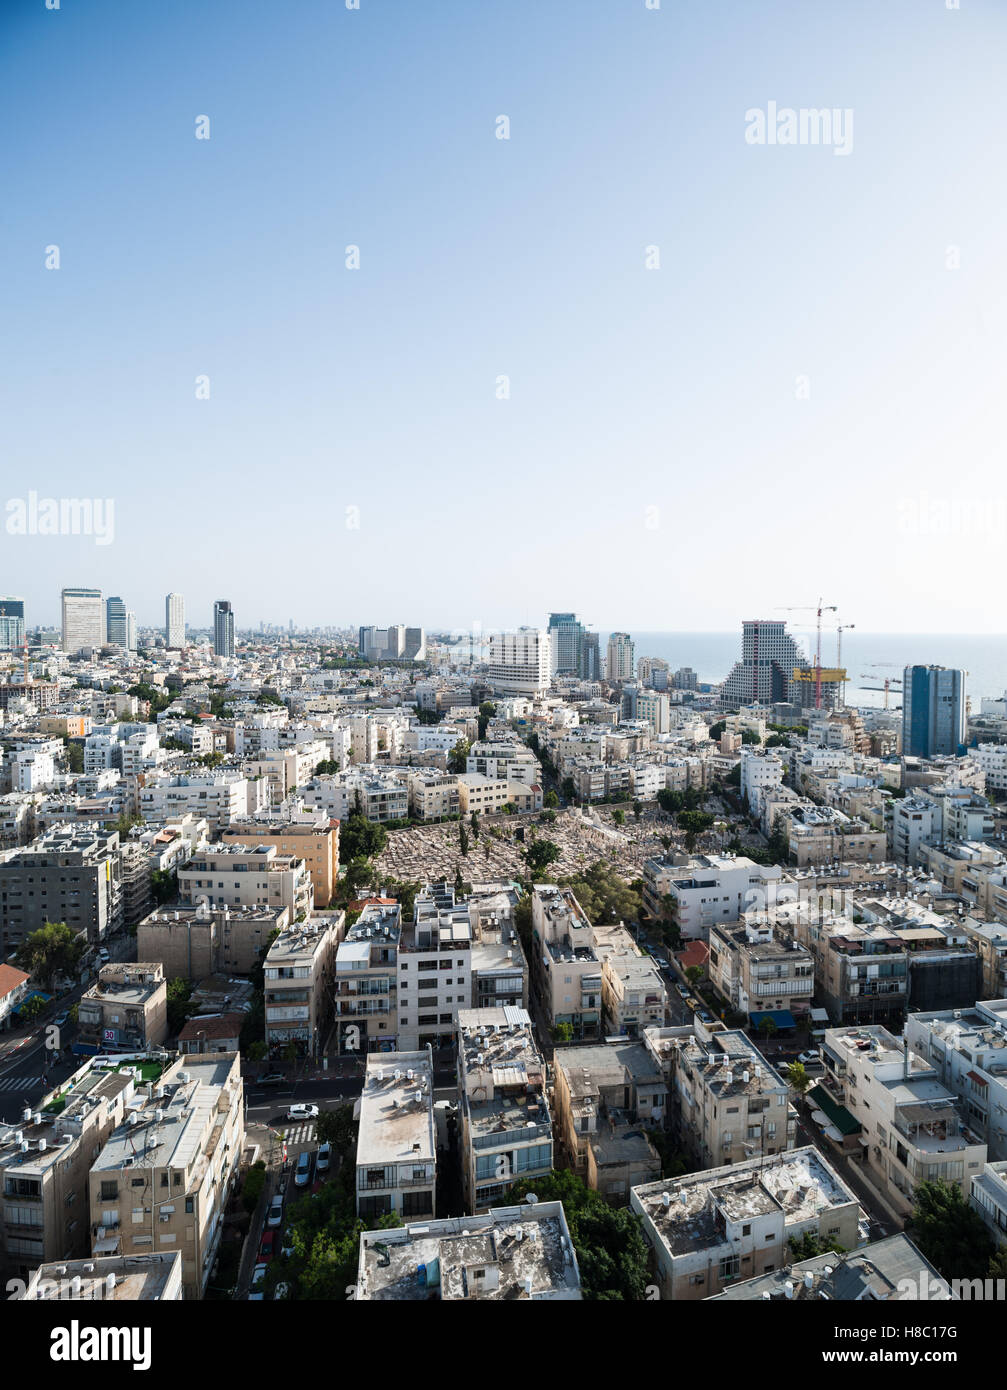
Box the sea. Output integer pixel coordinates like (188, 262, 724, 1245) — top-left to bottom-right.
(609, 632, 1007, 710)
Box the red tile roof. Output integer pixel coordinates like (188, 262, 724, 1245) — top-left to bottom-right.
(178, 1012, 245, 1041)
(675, 940, 710, 972)
(0, 963, 30, 999)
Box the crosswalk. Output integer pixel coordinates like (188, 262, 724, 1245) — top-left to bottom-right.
(283, 1123, 315, 1145)
(0, 1075, 46, 1093)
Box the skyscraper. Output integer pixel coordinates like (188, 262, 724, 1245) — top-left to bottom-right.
(213, 600, 235, 658)
(548, 613, 585, 675)
(902, 665, 966, 758)
(106, 596, 128, 647)
(165, 593, 185, 648)
(580, 631, 601, 682)
(61, 587, 104, 655)
(606, 632, 635, 682)
(720, 618, 841, 709)
(0, 597, 25, 652)
(487, 629, 552, 695)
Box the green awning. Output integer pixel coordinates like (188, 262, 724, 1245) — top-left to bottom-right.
(808, 1084, 861, 1137)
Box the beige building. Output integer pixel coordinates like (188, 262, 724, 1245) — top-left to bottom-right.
(456, 1007, 552, 1213)
(670, 1028, 796, 1169)
(221, 814, 340, 906)
(552, 1041, 665, 1200)
(136, 903, 289, 981)
(355, 1050, 436, 1222)
(407, 769, 460, 821)
(594, 925, 667, 1038)
(0, 1067, 133, 1280)
(177, 844, 314, 920)
(530, 886, 602, 1040)
(821, 1024, 987, 1218)
(631, 1147, 861, 1300)
(708, 917, 814, 1022)
(263, 917, 342, 1060)
(76, 963, 169, 1053)
(456, 773, 512, 816)
(356, 1201, 582, 1301)
(87, 1052, 245, 1299)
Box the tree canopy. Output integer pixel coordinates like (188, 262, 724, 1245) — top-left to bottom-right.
(14, 921, 87, 991)
(908, 1180, 996, 1281)
(560, 861, 641, 926)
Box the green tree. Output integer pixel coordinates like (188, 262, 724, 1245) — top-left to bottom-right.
(316, 1103, 357, 1158)
(656, 788, 685, 818)
(459, 821, 470, 858)
(524, 838, 561, 879)
(544, 790, 559, 809)
(248, 1041, 268, 1062)
(477, 701, 497, 740)
(632, 800, 642, 821)
(677, 810, 714, 853)
(553, 1021, 574, 1044)
(908, 1180, 996, 1281)
(18, 994, 47, 1022)
(242, 1160, 267, 1214)
(150, 869, 177, 905)
(470, 811, 480, 840)
(14, 921, 87, 992)
(612, 809, 625, 826)
(707, 720, 727, 742)
(788, 1229, 845, 1261)
(561, 777, 577, 803)
(448, 739, 470, 774)
(784, 1061, 812, 1101)
(166, 976, 196, 1034)
(339, 814, 387, 865)
(342, 857, 374, 902)
(560, 862, 641, 926)
(758, 1015, 778, 1042)
(685, 964, 705, 989)
(740, 728, 761, 745)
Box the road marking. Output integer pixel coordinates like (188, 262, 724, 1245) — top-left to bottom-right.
(0, 1075, 45, 1092)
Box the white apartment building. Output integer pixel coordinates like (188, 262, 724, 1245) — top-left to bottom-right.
(969, 743, 1007, 793)
(606, 632, 635, 682)
(631, 1147, 860, 1301)
(739, 747, 784, 819)
(642, 854, 782, 940)
(821, 1024, 987, 1218)
(905, 999, 1007, 1162)
(407, 769, 460, 820)
(61, 587, 104, 655)
(487, 629, 552, 697)
(396, 884, 472, 1050)
(138, 772, 255, 832)
(356, 1050, 436, 1222)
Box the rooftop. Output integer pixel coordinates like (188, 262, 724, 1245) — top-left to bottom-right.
(357, 1051, 436, 1169)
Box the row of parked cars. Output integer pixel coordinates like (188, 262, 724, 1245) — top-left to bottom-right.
(250, 1137, 333, 1298)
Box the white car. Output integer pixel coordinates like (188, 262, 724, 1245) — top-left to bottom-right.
(797, 1050, 820, 1066)
(294, 1152, 311, 1187)
(249, 1264, 268, 1301)
(316, 1142, 331, 1172)
(286, 1103, 319, 1121)
(267, 1194, 284, 1228)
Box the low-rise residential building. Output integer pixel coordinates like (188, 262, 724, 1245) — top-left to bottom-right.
(0, 963, 30, 1032)
(397, 884, 472, 1050)
(136, 903, 289, 981)
(76, 963, 168, 1055)
(820, 1024, 987, 1218)
(87, 1052, 244, 1299)
(708, 918, 814, 1023)
(670, 1028, 795, 1168)
(220, 814, 340, 906)
(263, 918, 341, 1060)
(904, 998, 1007, 1161)
(552, 1040, 665, 1199)
(355, 1201, 581, 1301)
(356, 1050, 436, 1222)
(177, 844, 314, 920)
(407, 769, 460, 821)
(0, 1067, 134, 1281)
(642, 854, 782, 940)
(630, 1147, 861, 1300)
(456, 1007, 552, 1212)
(595, 930, 667, 1038)
(333, 901, 401, 1056)
(0, 825, 125, 954)
(530, 886, 602, 1040)
(708, 1233, 949, 1302)
(14, 1249, 184, 1302)
(971, 1158, 1007, 1242)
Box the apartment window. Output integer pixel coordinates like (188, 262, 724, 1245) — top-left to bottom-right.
(185, 1197, 194, 1214)
(100, 1182, 118, 1202)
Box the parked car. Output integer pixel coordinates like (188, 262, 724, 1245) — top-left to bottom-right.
(695, 1009, 714, 1024)
(258, 1229, 275, 1263)
(53, 1012, 69, 1028)
(685, 997, 698, 1012)
(249, 1264, 268, 1301)
(797, 1050, 820, 1066)
(676, 985, 692, 1000)
(286, 1103, 318, 1121)
(316, 1142, 331, 1172)
(267, 1194, 284, 1228)
(256, 1073, 285, 1087)
(294, 1152, 311, 1187)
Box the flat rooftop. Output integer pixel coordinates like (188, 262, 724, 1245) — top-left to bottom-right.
(357, 1203, 580, 1301)
(357, 1053, 435, 1168)
(23, 1252, 182, 1302)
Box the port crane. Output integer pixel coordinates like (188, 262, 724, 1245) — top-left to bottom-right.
(777, 598, 838, 710)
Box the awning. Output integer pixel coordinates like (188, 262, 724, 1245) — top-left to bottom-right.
(824, 1125, 844, 1142)
(808, 1084, 862, 1137)
(750, 1010, 796, 1029)
(811, 1110, 830, 1125)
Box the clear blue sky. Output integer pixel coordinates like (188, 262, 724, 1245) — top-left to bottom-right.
(3, 0, 1006, 635)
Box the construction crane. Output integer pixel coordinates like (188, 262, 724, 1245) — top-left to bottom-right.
(835, 623, 855, 705)
(777, 599, 838, 710)
(859, 672, 903, 711)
